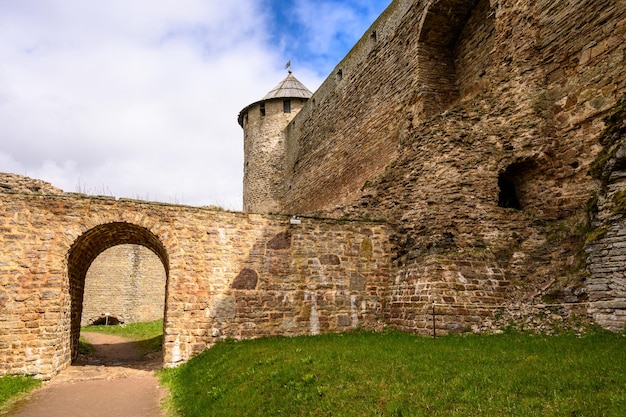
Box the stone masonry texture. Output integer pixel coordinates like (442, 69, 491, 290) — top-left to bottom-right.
(242, 98, 307, 213)
(2, 0, 626, 379)
(272, 0, 626, 332)
(0, 190, 391, 379)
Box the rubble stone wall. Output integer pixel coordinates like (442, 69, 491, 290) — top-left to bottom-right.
(2, 0, 626, 381)
(279, 0, 626, 334)
(586, 95, 626, 332)
(242, 98, 308, 213)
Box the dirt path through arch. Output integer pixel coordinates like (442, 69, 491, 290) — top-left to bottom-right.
(5, 332, 167, 417)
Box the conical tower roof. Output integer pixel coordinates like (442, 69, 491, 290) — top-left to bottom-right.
(238, 71, 313, 126)
(262, 71, 313, 100)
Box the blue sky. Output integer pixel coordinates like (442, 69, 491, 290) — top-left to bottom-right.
(266, 0, 390, 75)
(0, 0, 390, 209)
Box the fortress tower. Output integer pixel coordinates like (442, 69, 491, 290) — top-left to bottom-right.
(238, 71, 312, 213)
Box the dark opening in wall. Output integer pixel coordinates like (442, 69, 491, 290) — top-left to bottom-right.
(283, 99, 291, 113)
(336, 69, 343, 81)
(91, 315, 122, 326)
(498, 160, 537, 210)
(260, 102, 266, 116)
(498, 173, 521, 209)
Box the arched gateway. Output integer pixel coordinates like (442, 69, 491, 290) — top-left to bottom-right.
(67, 222, 170, 361)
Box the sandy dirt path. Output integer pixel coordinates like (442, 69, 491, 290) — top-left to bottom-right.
(5, 332, 167, 417)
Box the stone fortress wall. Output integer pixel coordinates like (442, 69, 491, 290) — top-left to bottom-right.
(2, 0, 626, 380)
(1, 174, 168, 328)
(242, 97, 309, 213)
(252, 0, 626, 332)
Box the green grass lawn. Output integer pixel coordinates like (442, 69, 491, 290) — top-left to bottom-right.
(0, 376, 41, 414)
(160, 329, 626, 417)
(81, 319, 163, 355)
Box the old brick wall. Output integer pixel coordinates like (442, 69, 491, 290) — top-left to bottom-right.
(81, 244, 166, 326)
(3, 0, 626, 382)
(387, 255, 509, 335)
(0, 173, 63, 195)
(282, 0, 417, 213)
(0, 190, 391, 379)
(283, 0, 626, 216)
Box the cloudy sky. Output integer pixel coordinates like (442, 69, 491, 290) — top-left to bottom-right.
(0, 0, 390, 209)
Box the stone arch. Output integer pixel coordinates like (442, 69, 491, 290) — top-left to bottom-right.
(415, 0, 494, 118)
(67, 222, 170, 360)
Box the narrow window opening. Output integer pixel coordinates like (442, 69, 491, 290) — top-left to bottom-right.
(371, 31, 377, 42)
(260, 102, 266, 117)
(336, 69, 343, 81)
(498, 173, 521, 209)
(283, 99, 291, 113)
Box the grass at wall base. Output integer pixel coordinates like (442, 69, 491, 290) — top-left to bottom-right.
(0, 376, 41, 414)
(159, 328, 626, 417)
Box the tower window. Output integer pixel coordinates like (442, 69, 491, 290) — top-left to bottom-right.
(283, 99, 291, 113)
(337, 69, 343, 81)
(260, 102, 266, 116)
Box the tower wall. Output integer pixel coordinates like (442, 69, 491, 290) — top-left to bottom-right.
(242, 97, 307, 213)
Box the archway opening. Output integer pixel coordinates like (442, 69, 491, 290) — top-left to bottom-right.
(82, 244, 166, 327)
(67, 222, 169, 365)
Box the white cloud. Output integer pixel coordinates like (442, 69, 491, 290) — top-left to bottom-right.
(0, 0, 328, 209)
(0, 0, 393, 209)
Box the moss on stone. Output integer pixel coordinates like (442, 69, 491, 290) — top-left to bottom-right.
(589, 94, 626, 181)
(586, 195, 599, 217)
(585, 226, 608, 244)
(599, 95, 626, 145)
(613, 190, 626, 216)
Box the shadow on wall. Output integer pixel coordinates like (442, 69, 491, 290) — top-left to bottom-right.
(165, 218, 391, 365)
